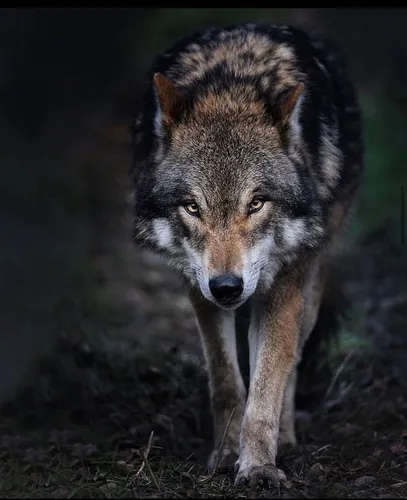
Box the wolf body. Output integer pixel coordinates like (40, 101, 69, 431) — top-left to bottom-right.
(131, 22, 363, 486)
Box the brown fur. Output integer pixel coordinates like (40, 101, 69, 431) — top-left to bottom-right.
(236, 261, 307, 484)
(153, 72, 183, 127)
(280, 83, 304, 125)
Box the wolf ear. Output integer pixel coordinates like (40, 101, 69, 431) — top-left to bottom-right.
(153, 72, 184, 137)
(275, 83, 305, 140)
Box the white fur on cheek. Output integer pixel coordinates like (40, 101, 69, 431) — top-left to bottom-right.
(282, 218, 306, 249)
(152, 218, 174, 248)
(242, 235, 280, 295)
(182, 239, 210, 294)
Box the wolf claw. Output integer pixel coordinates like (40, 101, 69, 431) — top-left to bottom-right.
(234, 463, 287, 488)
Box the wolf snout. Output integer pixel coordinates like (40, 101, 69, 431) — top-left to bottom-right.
(209, 274, 244, 302)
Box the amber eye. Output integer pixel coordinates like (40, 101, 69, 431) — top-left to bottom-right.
(184, 202, 200, 216)
(248, 198, 265, 214)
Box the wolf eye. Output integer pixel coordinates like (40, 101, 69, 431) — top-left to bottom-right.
(184, 202, 200, 216)
(248, 198, 265, 214)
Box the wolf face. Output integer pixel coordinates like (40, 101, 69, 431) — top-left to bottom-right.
(133, 72, 327, 310)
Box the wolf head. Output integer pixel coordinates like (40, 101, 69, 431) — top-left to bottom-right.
(132, 72, 327, 310)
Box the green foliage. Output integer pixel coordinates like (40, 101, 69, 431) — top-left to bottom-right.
(353, 95, 407, 240)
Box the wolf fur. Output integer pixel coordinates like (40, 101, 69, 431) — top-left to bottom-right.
(130, 22, 363, 486)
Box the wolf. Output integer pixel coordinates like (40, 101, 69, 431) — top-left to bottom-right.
(130, 22, 363, 487)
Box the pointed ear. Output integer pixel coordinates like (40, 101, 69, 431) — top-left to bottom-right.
(153, 72, 184, 136)
(276, 83, 305, 140)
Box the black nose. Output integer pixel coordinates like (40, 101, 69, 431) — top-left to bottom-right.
(209, 274, 244, 302)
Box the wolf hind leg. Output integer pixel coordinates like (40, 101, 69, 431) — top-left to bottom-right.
(279, 259, 327, 451)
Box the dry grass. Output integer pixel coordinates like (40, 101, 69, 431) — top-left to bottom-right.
(2, 325, 407, 498)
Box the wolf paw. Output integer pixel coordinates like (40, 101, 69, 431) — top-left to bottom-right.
(234, 462, 287, 488)
(207, 447, 239, 473)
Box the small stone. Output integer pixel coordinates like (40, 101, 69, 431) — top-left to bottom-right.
(355, 475, 375, 487)
(116, 460, 134, 474)
(309, 463, 324, 479)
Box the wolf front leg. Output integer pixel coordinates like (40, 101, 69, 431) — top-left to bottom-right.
(234, 266, 305, 487)
(189, 287, 247, 472)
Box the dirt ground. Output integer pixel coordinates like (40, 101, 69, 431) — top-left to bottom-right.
(1, 110, 407, 498)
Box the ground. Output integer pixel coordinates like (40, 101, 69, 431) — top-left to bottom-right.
(1, 111, 407, 498)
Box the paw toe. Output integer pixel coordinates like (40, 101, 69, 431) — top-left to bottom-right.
(234, 463, 287, 488)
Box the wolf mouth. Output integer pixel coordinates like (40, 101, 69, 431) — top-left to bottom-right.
(213, 297, 247, 310)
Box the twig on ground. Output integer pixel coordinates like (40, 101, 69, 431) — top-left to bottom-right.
(133, 430, 155, 482)
(140, 431, 160, 491)
(199, 406, 236, 484)
(323, 351, 354, 403)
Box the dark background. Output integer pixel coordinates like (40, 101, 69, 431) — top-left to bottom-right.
(1, 7, 406, 404)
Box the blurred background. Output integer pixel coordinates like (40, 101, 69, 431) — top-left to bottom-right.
(1, 8, 407, 405)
